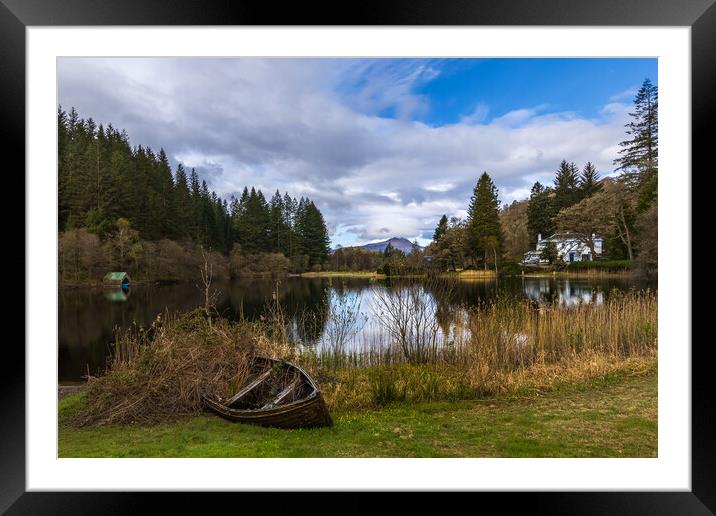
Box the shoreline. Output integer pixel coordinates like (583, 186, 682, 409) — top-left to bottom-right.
(518, 270, 656, 279)
(296, 271, 385, 279)
(58, 269, 656, 289)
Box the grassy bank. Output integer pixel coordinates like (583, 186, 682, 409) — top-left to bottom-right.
(521, 271, 648, 279)
(300, 270, 497, 280)
(59, 364, 657, 458)
(519, 260, 655, 278)
(298, 271, 387, 279)
(438, 270, 497, 280)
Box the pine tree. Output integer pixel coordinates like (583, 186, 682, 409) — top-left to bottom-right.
(527, 181, 555, 246)
(268, 190, 288, 253)
(614, 78, 658, 210)
(553, 160, 581, 212)
(433, 214, 448, 242)
(173, 164, 192, 238)
(579, 162, 602, 199)
(293, 197, 309, 256)
(64, 115, 93, 229)
(231, 187, 250, 248)
(197, 180, 216, 246)
(300, 201, 330, 266)
(255, 189, 271, 252)
(132, 145, 155, 237)
(189, 168, 202, 241)
(107, 127, 137, 223)
(466, 172, 502, 267)
(156, 148, 178, 239)
(235, 187, 270, 253)
(283, 193, 297, 256)
(58, 107, 70, 230)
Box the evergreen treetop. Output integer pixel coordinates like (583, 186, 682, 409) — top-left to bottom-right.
(466, 172, 502, 264)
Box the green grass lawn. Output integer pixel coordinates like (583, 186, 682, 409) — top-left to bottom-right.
(58, 371, 657, 458)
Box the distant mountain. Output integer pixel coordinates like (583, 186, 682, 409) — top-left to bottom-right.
(336, 237, 423, 255)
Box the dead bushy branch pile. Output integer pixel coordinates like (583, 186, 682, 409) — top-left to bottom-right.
(70, 308, 267, 426)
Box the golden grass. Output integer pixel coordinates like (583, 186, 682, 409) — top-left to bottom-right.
(319, 354, 656, 411)
(439, 269, 497, 279)
(299, 271, 387, 279)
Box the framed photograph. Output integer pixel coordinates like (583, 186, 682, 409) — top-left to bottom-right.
(4, 0, 711, 512)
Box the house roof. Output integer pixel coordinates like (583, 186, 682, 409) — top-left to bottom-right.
(541, 232, 602, 242)
(103, 272, 130, 282)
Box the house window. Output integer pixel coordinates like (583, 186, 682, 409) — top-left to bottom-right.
(582, 253, 590, 261)
(569, 252, 575, 262)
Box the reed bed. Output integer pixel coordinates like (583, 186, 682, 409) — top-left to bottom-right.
(464, 289, 656, 387)
(69, 287, 657, 424)
(304, 288, 657, 409)
(307, 289, 656, 366)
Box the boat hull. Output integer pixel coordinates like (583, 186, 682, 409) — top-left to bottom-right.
(202, 357, 332, 429)
(203, 393, 332, 428)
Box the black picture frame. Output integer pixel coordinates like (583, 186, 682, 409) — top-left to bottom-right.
(3, 0, 710, 513)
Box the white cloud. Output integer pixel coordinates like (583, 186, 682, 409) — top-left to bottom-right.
(424, 182, 456, 193)
(460, 103, 490, 124)
(58, 58, 631, 247)
(609, 86, 638, 101)
(601, 102, 630, 116)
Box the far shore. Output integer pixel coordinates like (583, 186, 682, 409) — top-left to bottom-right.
(59, 266, 655, 289)
(59, 279, 175, 290)
(296, 271, 387, 279)
(519, 270, 655, 279)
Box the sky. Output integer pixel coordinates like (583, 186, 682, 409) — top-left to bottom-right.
(58, 58, 657, 248)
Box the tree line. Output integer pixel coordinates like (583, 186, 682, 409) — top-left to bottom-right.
(429, 78, 658, 270)
(58, 107, 331, 280)
(526, 78, 658, 263)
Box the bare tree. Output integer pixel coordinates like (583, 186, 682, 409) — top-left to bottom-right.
(114, 217, 139, 270)
(59, 228, 102, 283)
(555, 179, 638, 260)
(324, 287, 367, 353)
(373, 281, 452, 364)
(197, 246, 220, 325)
(555, 201, 606, 260)
(499, 200, 531, 262)
(601, 180, 638, 260)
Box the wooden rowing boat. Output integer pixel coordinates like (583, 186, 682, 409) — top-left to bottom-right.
(202, 356, 332, 429)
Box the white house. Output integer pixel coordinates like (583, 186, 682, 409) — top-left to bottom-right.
(522, 232, 603, 265)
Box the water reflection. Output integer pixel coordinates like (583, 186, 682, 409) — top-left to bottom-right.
(103, 284, 131, 302)
(58, 275, 655, 381)
(522, 278, 605, 307)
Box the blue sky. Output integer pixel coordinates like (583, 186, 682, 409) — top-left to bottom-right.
(59, 57, 657, 248)
(413, 58, 657, 125)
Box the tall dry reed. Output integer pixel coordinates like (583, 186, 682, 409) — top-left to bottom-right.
(71, 308, 265, 426)
(310, 289, 657, 408)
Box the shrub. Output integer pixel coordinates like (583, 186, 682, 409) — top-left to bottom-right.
(230, 251, 290, 277)
(499, 260, 523, 275)
(289, 254, 310, 273)
(566, 260, 637, 272)
(70, 309, 264, 426)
